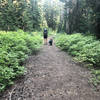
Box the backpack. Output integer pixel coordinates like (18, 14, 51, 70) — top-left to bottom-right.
(44, 30, 48, 35)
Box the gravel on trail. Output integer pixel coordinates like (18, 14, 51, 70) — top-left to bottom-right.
(0, 45, 100, 100)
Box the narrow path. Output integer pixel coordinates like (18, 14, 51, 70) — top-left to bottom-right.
(1, 45, 100, 100)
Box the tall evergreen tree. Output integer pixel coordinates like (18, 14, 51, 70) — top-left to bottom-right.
(42, 0, 61, 30)
(59, 0, 100, 38)
(0, 0, 41, 31)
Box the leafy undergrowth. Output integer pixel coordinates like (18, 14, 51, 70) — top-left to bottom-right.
(55, 33, 100, 86)
(0, 30, 42, 91)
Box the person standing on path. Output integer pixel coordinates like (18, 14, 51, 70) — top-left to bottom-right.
(43, 28, 48, 45)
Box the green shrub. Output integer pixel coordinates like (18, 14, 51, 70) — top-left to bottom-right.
(55, 33, 100, 67)
(90, 70, 100, 86)
(55, 33, 100, 85)
(0, 30, 42, 91)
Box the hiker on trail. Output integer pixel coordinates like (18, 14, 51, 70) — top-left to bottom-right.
(43, 28, 48, 45)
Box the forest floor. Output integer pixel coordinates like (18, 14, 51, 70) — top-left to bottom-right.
(0, 43, 100, 100)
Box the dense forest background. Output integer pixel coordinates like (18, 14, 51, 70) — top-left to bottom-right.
(59, 0, 100, 38)
(0, 0, 41, 31)
(0, 0, 100, 38)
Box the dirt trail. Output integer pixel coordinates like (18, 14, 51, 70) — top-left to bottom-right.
(0, 45, 100, 100)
